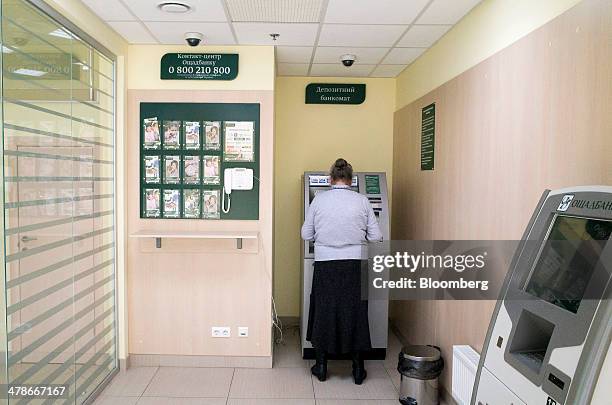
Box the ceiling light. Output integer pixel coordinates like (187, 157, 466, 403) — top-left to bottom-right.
(14, 68, 46, 77)
(74, 61, 90, 71)
(158, 2, 191, 13)
(49, 28, 72, 39)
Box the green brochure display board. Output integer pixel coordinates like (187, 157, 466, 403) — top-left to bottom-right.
(140, 102, 260, 220)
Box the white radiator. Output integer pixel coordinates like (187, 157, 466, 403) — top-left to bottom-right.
(452, 345, 480, 405)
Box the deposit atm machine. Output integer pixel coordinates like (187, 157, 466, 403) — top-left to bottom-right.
(300, 171, 390, 359)
(473, 186, 612, 405)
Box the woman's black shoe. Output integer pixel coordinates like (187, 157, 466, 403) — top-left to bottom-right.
(351, 352, 367, 385)
(352, 367, 367, 385)
(311, 363, 327, 382)
(311, 349, 327, 381)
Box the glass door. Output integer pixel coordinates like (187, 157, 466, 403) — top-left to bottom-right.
(1, 0, 117, 403)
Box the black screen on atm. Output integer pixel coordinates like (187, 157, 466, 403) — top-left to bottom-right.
(308, 185, 359, 204)
(525, 215, 612, 313)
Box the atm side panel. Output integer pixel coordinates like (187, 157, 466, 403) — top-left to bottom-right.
(301, 173, 317, 352)
(358, 172, 390, 350)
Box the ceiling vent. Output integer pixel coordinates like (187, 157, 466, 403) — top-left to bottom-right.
(158, 2, 192, 14)
(226, 0, 323, 23)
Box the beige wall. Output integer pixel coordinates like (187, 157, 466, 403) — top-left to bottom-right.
(395, 0, 582, 110)
(274, 76, 395, 316)
(391, 0, 611, 394)
(125, 45, 275, 359)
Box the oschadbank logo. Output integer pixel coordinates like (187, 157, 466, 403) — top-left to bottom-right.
(557, 194, 574, 212)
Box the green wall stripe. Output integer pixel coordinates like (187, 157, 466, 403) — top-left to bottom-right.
(11, 311, 114, 385)
(7, 259, 114, 314)
(6, 225, 113, 262)
(5, 209, 113, 235)
(4, 192, 113, 210)
(7, 242, 114, 289)
(5, 176, 113, 182)
(4, 74, 114, 115)
(8, 276, 113, 343)
(3, 149, 113, 164)
(53, 355, 114, 405)
(4, 123, 113, 148)
(5, 99, 113, 131)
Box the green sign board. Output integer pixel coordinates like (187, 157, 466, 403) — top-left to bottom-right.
(365, 175, 381, 194)
(421, 103, 436, 171)
(305, 83, 366, 105)
(160, 53, 238, 80)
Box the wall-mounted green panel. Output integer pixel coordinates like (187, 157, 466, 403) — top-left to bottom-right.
(160, 53, 238, 80)
(140, 102, 259, 220)
(305, 83, 366, 104)
(420, 103, 435, 171)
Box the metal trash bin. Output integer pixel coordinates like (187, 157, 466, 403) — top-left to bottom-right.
(397, 345, 444, 405)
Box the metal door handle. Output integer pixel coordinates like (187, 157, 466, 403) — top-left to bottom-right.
(21, 236, 37, 242)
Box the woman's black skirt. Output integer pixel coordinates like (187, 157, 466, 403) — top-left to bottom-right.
(306, 259, 372, 354)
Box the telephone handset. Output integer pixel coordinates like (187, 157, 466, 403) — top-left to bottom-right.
(222, 168, 254, 213)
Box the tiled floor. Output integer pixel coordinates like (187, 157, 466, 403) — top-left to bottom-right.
(94, 328, 445, 405)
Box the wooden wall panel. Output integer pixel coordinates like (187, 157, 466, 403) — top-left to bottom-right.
(390, 0, 611, 394)
(126, 90, 274, 358)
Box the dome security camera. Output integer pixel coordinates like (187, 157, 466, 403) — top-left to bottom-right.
(341, 54, 356, 67)
(184, 32, 204, 47)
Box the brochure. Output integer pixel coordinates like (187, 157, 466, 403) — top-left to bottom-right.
(163, 120, 181, 149)
(144, 188, 160, 217)
(144, 155, 160, 183)
(184, 121, 201, 150)
(224, 121, 254, 162)
(164, 155, 180, 184)
(203, 155, 220, 184)
(203, 189, 220, 219)
(183, 155, 200, 184)
(163, 189, 180, 218)
(143, 117, 160, 149)
(204, 121, 221, 151)
(183, 189, 201, 218)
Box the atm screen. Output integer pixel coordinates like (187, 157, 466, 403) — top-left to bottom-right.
(308, 175, 359, 204)
(525, 215, 612, 313)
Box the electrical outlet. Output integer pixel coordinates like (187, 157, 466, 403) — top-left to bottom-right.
(212, 327, 231, 338)
(238, 327, 248, 337)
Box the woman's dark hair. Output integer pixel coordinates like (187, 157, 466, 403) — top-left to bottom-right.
(329, 158, 353, 183)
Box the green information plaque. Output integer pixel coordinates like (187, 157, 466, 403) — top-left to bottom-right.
(365, 175, 381, 194)
(305, 83, 366, 105)
(160, 53, 238, 80)
(421, 103, 435, 171)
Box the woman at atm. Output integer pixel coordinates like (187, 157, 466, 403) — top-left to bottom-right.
(301, 158, 383, 384)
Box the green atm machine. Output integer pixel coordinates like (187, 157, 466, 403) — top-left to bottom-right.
(300, 171, 390, 359)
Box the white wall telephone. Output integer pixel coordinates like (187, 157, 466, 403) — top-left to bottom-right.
(222, 168, 254, 213)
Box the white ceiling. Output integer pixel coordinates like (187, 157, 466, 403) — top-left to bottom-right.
(81, 0, 482, 78)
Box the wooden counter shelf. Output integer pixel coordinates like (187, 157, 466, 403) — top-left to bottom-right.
(129, 230, 258, 249)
